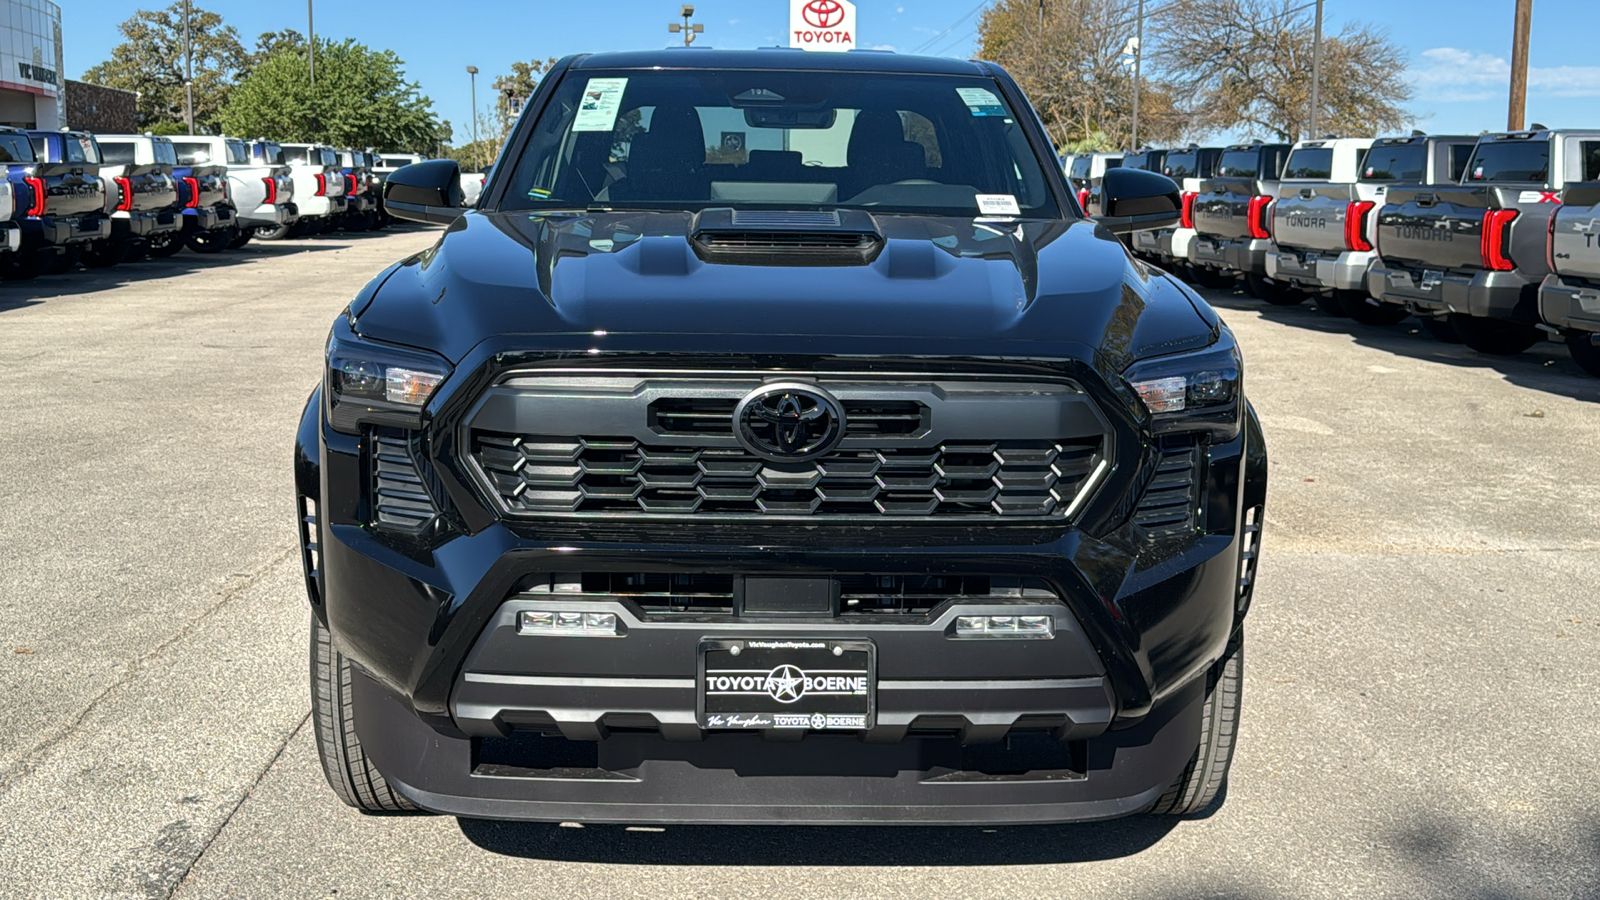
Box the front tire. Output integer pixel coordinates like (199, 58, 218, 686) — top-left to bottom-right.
(1448, 314, 1542, 355)
(254, 223, 290, 241)
(1149, 630, 1243, 816)
(310, 615, 418, 812)
(1567, 330, 1600, 377)
(1338, 290, 1412, 326)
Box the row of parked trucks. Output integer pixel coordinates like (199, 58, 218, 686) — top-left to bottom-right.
(0, 126, 428, 278)
(1065, 127, 1600, 378)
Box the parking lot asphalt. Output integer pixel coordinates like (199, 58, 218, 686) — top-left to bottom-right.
(1, 230, 1597, 899)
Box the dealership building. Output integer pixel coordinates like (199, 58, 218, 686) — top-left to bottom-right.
(0, 0, 61, 130)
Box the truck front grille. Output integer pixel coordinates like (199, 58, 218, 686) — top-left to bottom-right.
(371, 432, 438, 530)
(473, 433, 1100, 519)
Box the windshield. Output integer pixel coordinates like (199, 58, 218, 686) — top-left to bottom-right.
(257, 142, 286, 165)
(502, 69, 1060, 218)
(1360, 144, 1427, 182)
(1465, 140, 1550, 183)
(153, 140, 178, 167)
(1282, 147, 1333, 180)
(1217, 150, 1260, 178)
(173, 140, 213, 165)
(0, 132, 35, 163)
(1068, 156, 1091, 181)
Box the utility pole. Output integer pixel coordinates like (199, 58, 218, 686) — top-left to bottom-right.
(466, 66, 479, 172)
(1308, 0, 1323, 138)
(308, 0, 316, 86)
(183, 0, 193, 134)
(1508, 0, 1533, 130)
(667, 5, 703, 46)
(1132, 0, 1143, 150)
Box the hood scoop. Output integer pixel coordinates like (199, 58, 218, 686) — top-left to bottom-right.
(690, 207, 883, 266)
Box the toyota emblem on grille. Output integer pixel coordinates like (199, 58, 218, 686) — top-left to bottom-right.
(733, 383, 846, 462)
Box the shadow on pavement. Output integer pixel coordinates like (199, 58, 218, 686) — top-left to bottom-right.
(0, 224, 436, 313)
(457, 813, 1183, 866)
(1198, 287, 1600, 405)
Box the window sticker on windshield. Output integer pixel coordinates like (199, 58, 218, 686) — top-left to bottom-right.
(572, 78, 628, 132)
(975, 193, 1021, 216)
(956, 87, 1006, 117)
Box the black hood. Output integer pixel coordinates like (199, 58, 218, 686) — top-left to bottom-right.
(352, 210, 1216, 371)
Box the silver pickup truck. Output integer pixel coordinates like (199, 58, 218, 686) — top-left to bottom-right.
(1264, 137, 1383, 319)
(1189, 142, 1293, 300)
(1368, 128, 1600, 354)
(1133, 146, 1227, 284)
(1539, 180, 1600, 376)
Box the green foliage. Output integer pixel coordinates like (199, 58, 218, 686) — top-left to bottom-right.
(80, 2, 247, 133)
(493, 57, 560, 138)
(219, 37, 445, 153)
(146, 121, 190, 136)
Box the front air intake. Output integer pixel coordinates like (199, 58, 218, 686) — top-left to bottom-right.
(690, 207, 883, 266)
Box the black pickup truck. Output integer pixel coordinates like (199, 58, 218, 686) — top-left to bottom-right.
(298, 50, 1267, 826)
(9, 129, 111, 277)
(1540, 181, 1600, 375)
(1368, 128, 1600, 354)
(1189, 141, 1292, 300)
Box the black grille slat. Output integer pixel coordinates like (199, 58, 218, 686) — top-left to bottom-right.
(649, 398, 926, 438)
(1133, 442, 1201, 535)
(475, 433, 1100, 520)
(371, 434, 439, 530)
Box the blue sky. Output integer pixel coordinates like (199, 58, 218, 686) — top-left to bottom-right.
(59, 0, 1600, 144)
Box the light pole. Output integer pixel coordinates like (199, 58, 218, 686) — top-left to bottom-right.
(183, 0, 193, 134)
(308, 0, 316, 86)
(1309, 0, 1323, 138)
(1132, 0, 1143, 150)
(467, 65, 479, 172)
(667, 5, 703, 47)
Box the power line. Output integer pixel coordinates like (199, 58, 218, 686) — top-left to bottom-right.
(909, 0, 994, 54)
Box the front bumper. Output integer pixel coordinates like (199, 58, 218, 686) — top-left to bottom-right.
(1367, 261, 1539, 321)
(111, 208, 182, 239)
(1538, 274, 1600, 332)
(296, 380, 1268, 824)
(1188, 236, 1270, 275)
(1267, 248, 1374, 292)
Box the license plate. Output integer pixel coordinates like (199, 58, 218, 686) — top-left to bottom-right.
(1195, 239, 1216, 255)
(699, 638, 874, 731)
(1302, 252, 1321, 265)
(1421, 269, 1444, 290)
(1135, 232, 1157, 248)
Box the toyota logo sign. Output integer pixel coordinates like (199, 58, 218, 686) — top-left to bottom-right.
(790, 0, 856, 52)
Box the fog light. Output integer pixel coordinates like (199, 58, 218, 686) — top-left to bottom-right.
(519, 610, 619, 636)
(954, 614, 1053, 638)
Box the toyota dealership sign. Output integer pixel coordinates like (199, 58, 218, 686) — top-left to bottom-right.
(790, 0, 856, 52)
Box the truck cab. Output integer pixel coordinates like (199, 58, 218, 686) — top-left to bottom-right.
(1539, 180, 1600, 376)
(1367, 127, 1599, 354)
(16, 129, 112, 276)
(93, 135, 192, 261)
(1263, 137, 1382, 318)
(278, 143, 348, 235)
(1189, 141, 1292, 299)
(1135, 145, 1224, 280)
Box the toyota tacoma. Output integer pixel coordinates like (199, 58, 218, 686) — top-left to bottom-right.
(296, 49, 1268, 825)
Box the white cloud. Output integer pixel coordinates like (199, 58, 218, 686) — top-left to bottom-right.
(871, 43, 897, 51)
(896, 5, 905, 11)
(1412, 46, 1600, 103)
(728, 18, 739, 24)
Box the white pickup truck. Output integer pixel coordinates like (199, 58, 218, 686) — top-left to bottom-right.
(271, 142, 348, 238)
(172, 135, 296, 249)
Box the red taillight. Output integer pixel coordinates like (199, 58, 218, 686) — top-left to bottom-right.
(262, 176, 277, 205)
(183, 176, 201, 209)
(315, 173, 327, 197)
(1344, 201, 1376, 252)
(1480, 209, 1518, 271)
(115, 176, 135, 212)
(1077, 188, 1090, 210)
(24, 175, 46, 216)
(346, 173, 359, 195)
(1247, 195, 1273, 239)
(1180, 191, 1196, 229)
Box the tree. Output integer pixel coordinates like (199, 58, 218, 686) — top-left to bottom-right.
(977, 0, 1189, 151)
(1157, 0, 1411, 142)
(219, 37, 446, 153)
(492, 57, 561, 140)
(80, 3, 247, 133)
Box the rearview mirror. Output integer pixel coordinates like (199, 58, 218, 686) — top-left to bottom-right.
(383, 159, 465, 224)
(1094, 168, 1181, 234)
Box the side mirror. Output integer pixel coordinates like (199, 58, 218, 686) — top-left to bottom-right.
(1094, 168, 1181, 234)
(383, 159, 465, 224)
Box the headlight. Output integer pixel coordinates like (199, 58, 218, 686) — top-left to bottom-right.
(1124, 337, 1242, 439)
(325, 316, 451, 433)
